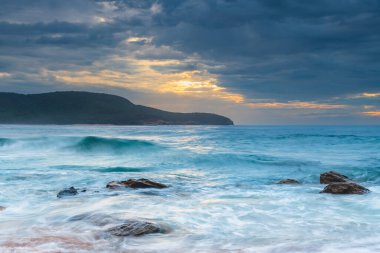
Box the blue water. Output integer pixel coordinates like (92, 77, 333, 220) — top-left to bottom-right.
(0, 125, 379, 252)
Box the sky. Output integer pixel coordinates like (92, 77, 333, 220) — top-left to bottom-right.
(0, 0, 379, 124)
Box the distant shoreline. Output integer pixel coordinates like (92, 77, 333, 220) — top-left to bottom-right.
(0, 123, 236, 126)
(0, 91, 233, 126)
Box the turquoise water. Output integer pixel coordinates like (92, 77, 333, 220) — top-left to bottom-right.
(0, 125, 379, 252)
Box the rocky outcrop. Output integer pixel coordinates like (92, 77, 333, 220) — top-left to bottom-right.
(106, 178, 168, 189)
(320, 182, 369, 194)
(276, 179, 301, 184)
(57, 187, 79, 198)
(320, 171, 349, 184)
(107, 220, 162, 236)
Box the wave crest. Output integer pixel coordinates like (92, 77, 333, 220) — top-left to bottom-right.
(72, 136, 157, 152)
(0, 138, 12, 146)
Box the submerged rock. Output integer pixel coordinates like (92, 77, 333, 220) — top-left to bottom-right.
(57, 187, 79, 198)
(106, 178, 168, 189)
(320, 171, 349, 184)
(320, 182, 369, 194)
(276, 179, 301, 184)
(69, 213, 118, 226)
(107, 220, 162, 236)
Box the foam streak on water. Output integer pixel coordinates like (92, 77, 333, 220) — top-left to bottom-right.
(0, 125, 379, 252)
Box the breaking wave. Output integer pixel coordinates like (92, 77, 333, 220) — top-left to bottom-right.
(0, 138, 12, 146)
(71, 136, 158, 152)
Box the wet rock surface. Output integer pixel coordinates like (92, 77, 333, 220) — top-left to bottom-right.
(276, 179, 301, 184)
(106, 178, 168, 189)
(57, 187, 79, 198)
(107, 220, 162, 236)
(320, 171, 349, 184)
(320, 182, 370, 194)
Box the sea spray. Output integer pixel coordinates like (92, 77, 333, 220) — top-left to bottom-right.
(0, 125, 379, 252)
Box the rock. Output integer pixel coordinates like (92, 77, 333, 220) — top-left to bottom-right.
(107, 220, 162, 236)
(320, 182, 370, 194)
(106, 178, 168, 189)
(57, 187, 78, 198)
(0, 206, 6, 211)
(106, 181, 122, 189)
(276, 179, 301, 184)
(320, 171, 349, 184)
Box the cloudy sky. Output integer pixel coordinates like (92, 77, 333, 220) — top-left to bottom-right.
(0, 0, 379, 124)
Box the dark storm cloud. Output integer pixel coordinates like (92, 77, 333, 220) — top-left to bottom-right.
(0, 0, 379, 110)
(149, 0, 380, 100)
(0, 1, 149, 73)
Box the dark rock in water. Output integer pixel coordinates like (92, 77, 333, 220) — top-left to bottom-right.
(57, 187, 79, 198)
(320, 182, 369, 194)
(106, 181, 122, 189)
(107, 220, 162, 236)
(276, 179, 301, 184)
(0, 206, 5, 211)
(106, 178, 168, 189)
(320, 171, 349, 184)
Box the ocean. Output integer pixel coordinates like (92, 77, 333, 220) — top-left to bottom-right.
(0, 125, 379, 252)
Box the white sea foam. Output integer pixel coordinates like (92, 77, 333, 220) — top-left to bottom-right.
(0, 125, 379, 252)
